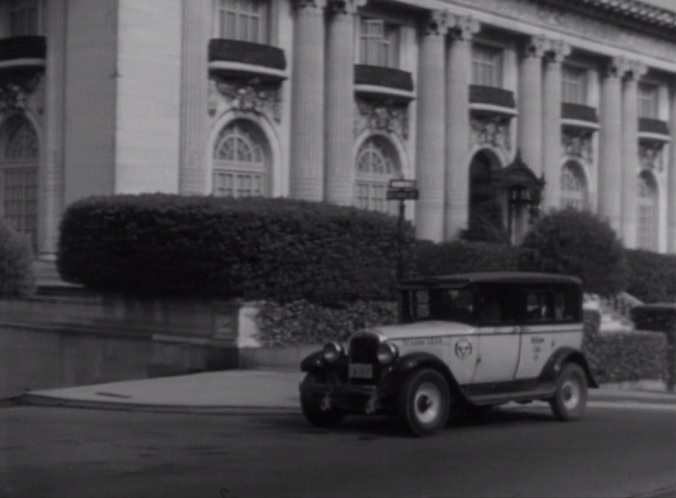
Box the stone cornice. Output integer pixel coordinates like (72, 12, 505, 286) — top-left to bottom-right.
(327, 0, 366, 15)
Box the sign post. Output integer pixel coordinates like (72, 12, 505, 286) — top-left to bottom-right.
(387, 179, 419, 281)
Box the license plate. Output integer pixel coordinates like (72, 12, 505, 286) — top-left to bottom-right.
(349, 363, 373, 379)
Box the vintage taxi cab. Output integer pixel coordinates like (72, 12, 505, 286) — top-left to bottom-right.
(299, 272, 598, 436)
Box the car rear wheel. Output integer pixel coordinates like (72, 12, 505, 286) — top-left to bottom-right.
(549, 363, 588, 421)
(398, 368, 450, 437)
(300, 373, 345, 428)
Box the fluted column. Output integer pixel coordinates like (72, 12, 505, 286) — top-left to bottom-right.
(518, 36, 547, 175)
(621, 61, 647, 249)
(598, 57, 628, 234)
(415, 10, 450, 242)
(179, 0, 211, 195)
(39, 0, 67, 256)
(668, 83, 676, 252)
(324, 0, 365, 205)
(542, 40, 570, 211)
(444, 15, 479, 240)
(290, 0, 327, 201)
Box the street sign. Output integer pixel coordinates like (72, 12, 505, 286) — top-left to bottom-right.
(389, 179, 417, 190)
(387, 189, 419, 200)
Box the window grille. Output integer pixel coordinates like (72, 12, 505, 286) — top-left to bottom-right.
(560, 162, 587, 210)
(355, 137, 399, 214)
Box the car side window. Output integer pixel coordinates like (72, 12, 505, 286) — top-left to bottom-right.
(524, 285, 580, 324)
(477, 284, 517, 325)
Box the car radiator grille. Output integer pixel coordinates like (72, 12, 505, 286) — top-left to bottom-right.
(349, 335, 380, 385)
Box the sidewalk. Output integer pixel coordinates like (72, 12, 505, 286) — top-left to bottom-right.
(11, 369, 676, 415)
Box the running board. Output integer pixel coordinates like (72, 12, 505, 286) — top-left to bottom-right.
(464, 388, 556, 406)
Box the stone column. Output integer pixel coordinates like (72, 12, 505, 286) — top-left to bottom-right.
(290, 0, 327, 201)
(324, 0, 365, 205)
(620, 60, 647, 249)
(444, 15, 479, 240)
(668, 83, 676, 252)
(179, 0, 211, 195)
(39, 0, 67, 257)
(598, 57, 628, 235)
(542, 40, 570, 211)
(415, 10, 450, 242)
(517, 35, 547, 175)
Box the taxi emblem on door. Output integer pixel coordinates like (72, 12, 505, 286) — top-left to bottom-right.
(455, 338, 472, 359)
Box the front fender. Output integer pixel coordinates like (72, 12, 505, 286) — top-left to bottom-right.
(389, 352, 463, 397)
(300, 351, 325, 373)
(539, 347, 599, 388)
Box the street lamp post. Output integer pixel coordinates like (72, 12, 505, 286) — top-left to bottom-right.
(387, 179, 419, 281)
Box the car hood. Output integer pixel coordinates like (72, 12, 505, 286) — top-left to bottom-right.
(365, 321, 475, 341)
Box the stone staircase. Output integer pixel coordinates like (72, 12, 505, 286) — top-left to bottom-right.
(584, 292, 643, 333)
(32, 257, 83, 297)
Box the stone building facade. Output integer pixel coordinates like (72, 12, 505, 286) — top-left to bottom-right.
(1, 0, 676, 257)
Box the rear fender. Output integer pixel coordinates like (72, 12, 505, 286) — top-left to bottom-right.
(539, 347, 599, 388)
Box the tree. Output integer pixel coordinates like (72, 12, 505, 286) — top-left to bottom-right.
(520, 207, 628, 296)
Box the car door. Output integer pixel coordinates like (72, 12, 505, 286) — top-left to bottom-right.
(472, 284, 521, 384)
(514, 285, 558, 380)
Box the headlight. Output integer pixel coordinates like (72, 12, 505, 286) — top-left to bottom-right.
(322, 341, 343, 363)
(377, 342, 399, 365)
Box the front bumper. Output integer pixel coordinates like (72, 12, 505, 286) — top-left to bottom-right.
(299, 381, 395, 414)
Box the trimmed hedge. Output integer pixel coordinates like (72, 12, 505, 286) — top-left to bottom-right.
(626, 249, 676, 303)
(255, 299, 398, 346)
(632, 304, 676, 333)
(414, 240, 536, 276)
(0, 218, 34, 298)
(583, 311, 669, 384)
(520, 208, 628, 296)
(57, 194, 415, 303)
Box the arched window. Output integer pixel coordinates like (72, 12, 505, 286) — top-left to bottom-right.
(560, 161, 587, 210)
(0, 115, 39, 249)
(355, 136, 400, 214)
(637, 172, 658, 251)
(212, 120, 269, 198)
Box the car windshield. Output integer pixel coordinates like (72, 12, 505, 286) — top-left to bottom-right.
(401, 286, 475, 325)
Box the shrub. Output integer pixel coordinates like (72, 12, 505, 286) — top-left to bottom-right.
(255, 299, 398, 346)
(625, 250, 676, 303)
(520, 208, 628, 296)
(461, 199, 510, 244)
(582, 310, 669, 384)
(414, 240, 536, 276)
(0, 219, 35, 298)
(57, 194, 415, 303)
(631, 304, 676, 333)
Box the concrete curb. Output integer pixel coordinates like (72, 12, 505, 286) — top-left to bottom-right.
(14, 394, 302, 416)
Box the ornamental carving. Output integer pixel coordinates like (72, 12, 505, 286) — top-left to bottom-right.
(0, 73, 43, 116)
(546, 39, 571, 64)
(562, 129, 593, 164)
(522, 35, 549, 59)
(209, 77, 282, 123)
(423, 9, 452, 36)
(328, 0, 366, 15)
(354, 98, 409, 140)
(470, 115, 511, 153)
(639, 141, 665, 172)
(450, 15, 480, 41)
(292, 0, 327, 10)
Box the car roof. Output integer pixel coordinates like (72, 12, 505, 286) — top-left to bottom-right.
(398, 271, 582, 287)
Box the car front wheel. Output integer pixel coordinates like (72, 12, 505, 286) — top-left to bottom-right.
(398, 368, 450, 437)
(549, 363, 588, 421)
(300, 373, 345, 428)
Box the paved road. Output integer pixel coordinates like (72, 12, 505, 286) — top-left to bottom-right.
(1, 403, 675, 498)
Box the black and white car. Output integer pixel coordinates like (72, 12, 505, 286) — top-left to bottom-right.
(299, 272, 598, 436)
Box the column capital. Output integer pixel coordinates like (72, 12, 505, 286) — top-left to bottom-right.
(327, 0, 366, 15)
(604, 56, 632, 79)
(421, 9, 452, 37)
(449, 15, 480, 42)
(292, 0, 327, 11)
(521, 35, 549, 59)
(624, 60, 648, 82)
(545, 39, 570, 64)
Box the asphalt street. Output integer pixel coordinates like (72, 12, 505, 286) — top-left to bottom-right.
(1, 402, 675, 498)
